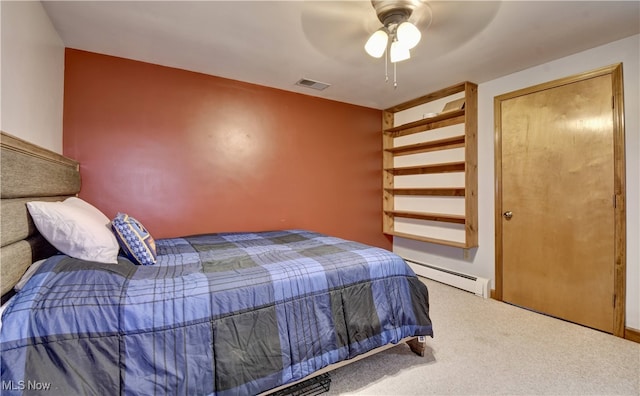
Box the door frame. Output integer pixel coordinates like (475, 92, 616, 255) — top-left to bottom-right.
(494, 64, 626, 337)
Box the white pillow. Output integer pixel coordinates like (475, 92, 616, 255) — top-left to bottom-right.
(27, 198, 119, 264)
(64, 197, 111, 224)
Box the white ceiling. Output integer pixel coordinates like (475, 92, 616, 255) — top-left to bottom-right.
(42, 1, 640, 110)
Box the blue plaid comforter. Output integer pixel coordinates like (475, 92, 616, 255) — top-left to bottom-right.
(0, 230, 432, 395)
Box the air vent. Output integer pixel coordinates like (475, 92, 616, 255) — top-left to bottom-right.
(295, 78, 331, 91)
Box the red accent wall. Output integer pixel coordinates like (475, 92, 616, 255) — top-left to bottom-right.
(63, 49, 391, 249)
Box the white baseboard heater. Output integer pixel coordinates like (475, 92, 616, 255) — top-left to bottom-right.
(404, 259, 490, 298)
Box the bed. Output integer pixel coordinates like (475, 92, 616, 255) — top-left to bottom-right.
(0, 131, 433, 396)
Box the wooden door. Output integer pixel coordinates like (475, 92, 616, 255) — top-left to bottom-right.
(495, 65, 626, 336)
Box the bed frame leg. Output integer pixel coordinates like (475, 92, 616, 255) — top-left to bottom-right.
(407, 336, 427, 357)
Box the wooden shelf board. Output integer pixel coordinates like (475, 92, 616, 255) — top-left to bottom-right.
(386, 135, 465, 156)
(391, 115, 466, 138)
(383, 230, 469, 248)
(384, 109, 465, 134)
(384, 82, 469, 113)
(385, 161, 465, 175)
(384, 210, 465, 224)
(385, 188, 465, 196)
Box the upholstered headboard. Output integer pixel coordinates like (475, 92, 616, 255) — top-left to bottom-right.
(0, 131, 81, 299)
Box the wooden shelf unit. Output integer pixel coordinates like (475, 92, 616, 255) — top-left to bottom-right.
(382, 81, 478, 248)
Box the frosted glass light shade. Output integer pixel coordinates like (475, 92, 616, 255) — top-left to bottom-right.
(396, 21, 421, 50)
(390, 41, 410, 63)
(365, 29, 389, 58)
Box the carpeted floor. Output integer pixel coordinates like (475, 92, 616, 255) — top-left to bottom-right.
(326, 278, 640, 395)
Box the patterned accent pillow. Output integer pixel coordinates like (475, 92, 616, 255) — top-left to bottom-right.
(111, 213, 157, 265)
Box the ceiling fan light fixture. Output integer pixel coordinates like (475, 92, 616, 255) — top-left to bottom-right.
(396, 21, 421, 50)
(390, 40, 411, 63)
(366, 0, 427, 88)
(365, 29, 389, 58)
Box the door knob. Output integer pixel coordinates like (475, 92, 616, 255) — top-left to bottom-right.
(503, 211, 513, 220)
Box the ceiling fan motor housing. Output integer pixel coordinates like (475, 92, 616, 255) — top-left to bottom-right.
(372, 0, 421, 26)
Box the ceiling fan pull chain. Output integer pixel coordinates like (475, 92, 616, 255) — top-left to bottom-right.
(393, 61, 398, 89)
(385, 49, 389, 83)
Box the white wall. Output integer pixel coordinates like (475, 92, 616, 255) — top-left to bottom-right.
(0, 1, 65, 153)
(394, 34, 640, 331)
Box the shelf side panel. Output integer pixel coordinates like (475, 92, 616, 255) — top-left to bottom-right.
(464, 82, 479, 247)
(382, 110, 395, 235)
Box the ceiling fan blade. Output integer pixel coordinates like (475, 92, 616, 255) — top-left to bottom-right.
(300, 1, 381, 65)
(414, 1, 501, 59)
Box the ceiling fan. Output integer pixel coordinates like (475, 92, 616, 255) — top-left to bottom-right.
(299, 1, 500, 88)
(365, 0, 430, 62)
(364, 0, 432, 88)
